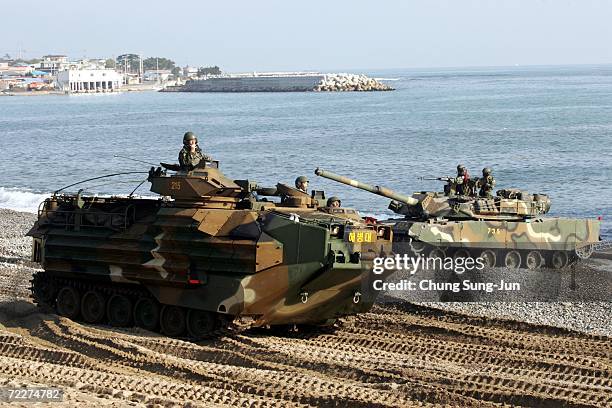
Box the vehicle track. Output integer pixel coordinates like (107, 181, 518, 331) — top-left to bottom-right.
(26, 318, 414, 407)
(0, 300, 609, 407)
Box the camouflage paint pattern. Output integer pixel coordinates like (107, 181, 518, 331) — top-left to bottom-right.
(28, 166, 393, 328)
(393, 217, 600, 251)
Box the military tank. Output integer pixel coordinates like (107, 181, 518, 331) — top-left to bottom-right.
(315, 168, 600, 270)
(27, 162, 393, 339)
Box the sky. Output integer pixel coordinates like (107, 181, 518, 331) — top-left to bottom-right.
(1, 0, 611, 72)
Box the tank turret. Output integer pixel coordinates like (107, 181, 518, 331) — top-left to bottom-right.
(315, 168, 551, 221)
(150, 162, 325, 210)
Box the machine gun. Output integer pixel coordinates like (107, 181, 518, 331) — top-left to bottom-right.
(418, 176, 454, 182)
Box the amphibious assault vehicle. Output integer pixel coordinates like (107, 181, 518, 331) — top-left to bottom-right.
(315, 168, 600, 270)
(27, 162, 393, 339)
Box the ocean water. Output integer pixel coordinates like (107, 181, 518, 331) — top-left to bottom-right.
(1, 65, 611, 237)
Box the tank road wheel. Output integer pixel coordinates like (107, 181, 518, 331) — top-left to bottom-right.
(525, 251, 543, 270)
(31, 274, 57, 305)
(479, 250, 497, 268)
(134, 298, 160, 331)
(428, 248, 446, 260)
(551, 251, 569, 269)
(56, 286, 81, 319)
(107, 294, 133, 327)
(187, 310, 217, 340)
(81, 291, 106, 323)
(160, 305, 186, 337)
(408, 241, 427, 255)
(575, 245, 594, 260)
(453, 249, 470, 261)
(504, 251, 521, 269)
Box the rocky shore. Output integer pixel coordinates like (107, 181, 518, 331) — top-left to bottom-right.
(314, 73, 393, 92)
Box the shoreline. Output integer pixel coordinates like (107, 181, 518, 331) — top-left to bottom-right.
(1, 84, 162, 97)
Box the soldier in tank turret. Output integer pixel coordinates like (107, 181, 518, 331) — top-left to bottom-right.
(478, 167, 496, 198)
(295, 176, 309, 193)
(326, 196, 342, 208)
(179, 131, 212, 171)
(453, 164, 471, 195)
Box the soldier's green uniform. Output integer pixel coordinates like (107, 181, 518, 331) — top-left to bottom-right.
(478, 167, 496, 198)
(179, 132, 211, 171)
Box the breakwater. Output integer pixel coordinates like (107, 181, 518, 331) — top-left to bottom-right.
(314, 73, 392, 91)
(161, 72, 394, 93)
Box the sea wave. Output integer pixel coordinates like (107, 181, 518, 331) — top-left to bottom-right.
(0, 188, 162, 214)
(374, 77, 400, 81)
(0, 187, 50, 213)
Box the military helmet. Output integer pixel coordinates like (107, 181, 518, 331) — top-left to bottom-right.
(327, 196, 341, 207)
(457, 164, 465, 175)
(483, 167, 492, 176)
(295, 176, 308, 187)
(183, 131, 197, 144)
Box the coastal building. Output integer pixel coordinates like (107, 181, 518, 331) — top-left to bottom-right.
(39, 55, 69, 75)
(71, 58, 107, 70)
(57, 69, 122, 93)
(183, 66, 199, 78)
(2, 64, 34, 76)
(144, 69, 171, 82)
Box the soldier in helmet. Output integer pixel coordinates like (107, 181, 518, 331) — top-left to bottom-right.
(295, 176, 309, 193)
(326, 196, 341, 208)
(478, 167, 496, 198)
(454, 164, 471, 196)
(178, 131, 212, 171)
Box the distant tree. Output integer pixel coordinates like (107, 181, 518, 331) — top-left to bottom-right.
(171, 66, 182, 77)
(197, 66, 221, 76)
(13, 58, 40, 65)
(116, 54, 141, 73)
(143, 57, 175, 71)
(2, 53, 10, 60)
(105, 58, 115, 69)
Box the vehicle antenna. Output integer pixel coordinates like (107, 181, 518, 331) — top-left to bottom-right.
(54, 172, 149, 195)
(113, 154, 158, 166)
(129, 177, 149, 197)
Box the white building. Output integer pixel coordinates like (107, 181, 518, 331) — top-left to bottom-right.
(144, 69, 171, 82)
(39, 55, 69, 75)
(183, 66, 198, 78)
(57, 69, 123, 93)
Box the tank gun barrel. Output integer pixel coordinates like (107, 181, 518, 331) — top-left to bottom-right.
(315, 168, 418, 206)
